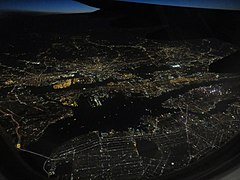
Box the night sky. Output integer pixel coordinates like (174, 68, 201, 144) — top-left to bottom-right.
(0, 0, 97, 13)
(0, 0, 240, 13)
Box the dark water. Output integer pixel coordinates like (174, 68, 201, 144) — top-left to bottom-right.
(209, 51, 240, 73)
